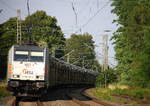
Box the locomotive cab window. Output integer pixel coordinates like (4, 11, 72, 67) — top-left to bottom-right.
(30, 52, 44, 62)
(14, 51, 28, 61)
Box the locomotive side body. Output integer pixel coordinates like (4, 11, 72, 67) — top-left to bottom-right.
(48, 57, 98, 87)
(7, 45, 49, 96)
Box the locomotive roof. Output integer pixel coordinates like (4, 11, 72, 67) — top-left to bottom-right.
(13, 45, 45, 51)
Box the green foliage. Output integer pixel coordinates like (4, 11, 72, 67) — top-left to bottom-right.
(23, 11, 65, 51)
(0, 87, 10, 100)
(95, 88, 112, 100)
(0, 18, 17, 79)
(111, 0, 150, 87)
(0, 81, 10, 100)
(55, 49, 64, 58)
(95, 87, 150, 103)
(64, 33, 101, 71)
(112, 88, 150, 99)
(96, 68, 117, 88)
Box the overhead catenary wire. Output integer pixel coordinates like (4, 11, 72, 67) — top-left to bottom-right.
(95, 54, 116, 67)
(108, 61, 116, 67)
(96, 51, 117, 60)
(0, 0, 26, 17)
(78, 0, 90, 15)
(71, 0, 78, 28)
(0, 0, 16, 12)
(74, 0, 111, 34)
(53, 0, 111, 35)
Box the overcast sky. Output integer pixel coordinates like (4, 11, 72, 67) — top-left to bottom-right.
(0, 0, 118, 66)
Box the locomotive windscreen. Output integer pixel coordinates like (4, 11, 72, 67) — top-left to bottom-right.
(30, 51, 44, 62)
(14, 51, 28, 61)
(14, 46, 44, 62)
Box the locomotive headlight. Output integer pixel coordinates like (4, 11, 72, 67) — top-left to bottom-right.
(9, 81, 19, 87)
(36, 82, 44, 88)
(13, 74, 20, 78)
(36, 75, 44, 79)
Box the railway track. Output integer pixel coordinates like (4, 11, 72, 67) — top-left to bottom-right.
(4, 96, 44, 106)
(67, 88, 115, 106)
(4, 96, 16, 106)
(4, 87, 116, 106)
(36, 101, 44, 106)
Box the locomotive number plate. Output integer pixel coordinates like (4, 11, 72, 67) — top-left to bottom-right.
(25, 63, 33, 68)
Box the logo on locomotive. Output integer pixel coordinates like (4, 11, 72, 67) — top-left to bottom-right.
(22, 69, 33, 75)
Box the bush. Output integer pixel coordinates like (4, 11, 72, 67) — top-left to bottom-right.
(0, 81, 10, 101)
(95, 88, 112, 100)
(95, 87, 150, 101)
(96, 69, 117, 88)
(0, 87, 10, 99)
(132, 88, 150, 99)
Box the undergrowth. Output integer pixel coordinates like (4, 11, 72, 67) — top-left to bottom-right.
(0, 82, 10, 101)
(95, 87, 150, 102)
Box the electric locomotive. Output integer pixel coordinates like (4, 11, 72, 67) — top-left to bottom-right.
(7, 45, 49, 96)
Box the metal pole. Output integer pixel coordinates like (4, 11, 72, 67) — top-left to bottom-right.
(16, 9, 22, 45)
(67, 54, 70, 63)
(102, 34, 108, 87)
(27, 0, 32, 43)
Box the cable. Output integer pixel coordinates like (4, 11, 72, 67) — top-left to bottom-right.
(0, 0, 16, 12)
(0, 0, 26, 17)
(75, 0, 111, 33)
(71, 0, 78, 27)
(78, 0, 93, 26)
(77, 0, 110, 33)
(108, 61, 116, 67)
(78, 0, 90, 14)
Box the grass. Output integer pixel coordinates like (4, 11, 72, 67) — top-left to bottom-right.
(111, 88, 150, 99)
(0, 81, 11, 101)
(95, 88, 112, 100)
(94, 86, 150, 105)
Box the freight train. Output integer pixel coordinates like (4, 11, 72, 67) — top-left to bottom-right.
(7, 45, 99, 97)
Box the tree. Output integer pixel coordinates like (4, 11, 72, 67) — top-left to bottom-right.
(0, 18, 17, 79)
(23, 11, 65, 52)
(111, 0, 150, 87)
(64, 33, 101, 71)
(96, 68, 117, 88)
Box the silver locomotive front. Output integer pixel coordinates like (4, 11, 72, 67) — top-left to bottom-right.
(7, 45, 49, 96)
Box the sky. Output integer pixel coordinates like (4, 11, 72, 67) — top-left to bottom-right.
(0, 0, 118, 67)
